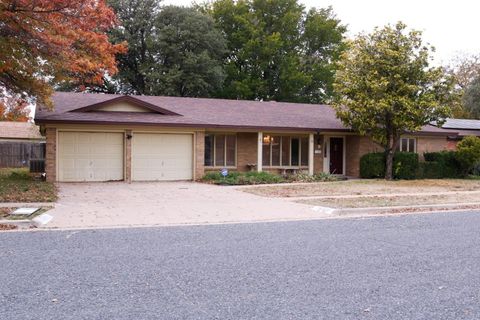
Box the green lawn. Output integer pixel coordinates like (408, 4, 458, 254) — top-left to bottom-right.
(0, 168, 57, 202)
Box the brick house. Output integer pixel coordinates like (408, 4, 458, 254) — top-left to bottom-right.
(35, 92, 460, 182)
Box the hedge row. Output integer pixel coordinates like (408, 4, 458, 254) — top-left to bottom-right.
(360, 150, 477, 179)
(359, 152, 418, 179)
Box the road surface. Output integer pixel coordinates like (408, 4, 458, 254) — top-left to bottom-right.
(2, 211, 480, 319)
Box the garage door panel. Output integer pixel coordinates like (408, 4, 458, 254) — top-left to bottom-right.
(132, 133, 193, 181)
(58, 132, 124, 182)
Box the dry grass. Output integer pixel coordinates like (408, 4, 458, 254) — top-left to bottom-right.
(298, 193, 480, 208)
(243, 179, 480, 198)
(0, 168, 57, 202)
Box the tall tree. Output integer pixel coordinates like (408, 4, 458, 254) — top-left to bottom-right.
(107, 2, 227, 97)
(0, 0, 126, 108)
(463, 76, 480, 119)
(447, 53, 480, 118)
(333, 22, 454, 180)
(207, 0, 346, 103)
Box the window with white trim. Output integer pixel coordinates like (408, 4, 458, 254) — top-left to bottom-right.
(262, 135, 308, 167)
(205, 134, 236, 167)
(396, 137, 416, 152)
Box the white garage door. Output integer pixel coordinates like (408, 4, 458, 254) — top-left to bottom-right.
(132, 133, 193, 181)
(58, 132, 124, 182)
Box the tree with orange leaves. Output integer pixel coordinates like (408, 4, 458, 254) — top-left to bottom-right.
(0, 0, 126, 109)
(0, 97, 30, 121)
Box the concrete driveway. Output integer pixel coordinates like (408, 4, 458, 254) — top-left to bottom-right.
(46, 182, 325, 229)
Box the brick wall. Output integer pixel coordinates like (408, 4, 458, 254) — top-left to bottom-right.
(45, 127, 56, 182)
(416, 136, 450, 160)
(195, 131, 205, 179)
(125, 130, 132, 182)
(345, 135, 382, 177)
(236, 132, 257, 172)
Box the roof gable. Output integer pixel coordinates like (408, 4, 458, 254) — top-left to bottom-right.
(70, 95, 181, 116)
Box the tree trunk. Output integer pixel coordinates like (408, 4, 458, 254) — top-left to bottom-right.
(385, 149, 394, 180)
(385, 135, 400, 181)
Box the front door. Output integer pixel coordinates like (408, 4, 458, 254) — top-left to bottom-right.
(329, 137, 343, 174)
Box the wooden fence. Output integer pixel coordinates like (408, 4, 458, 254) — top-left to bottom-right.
(0, 141, 46, 168)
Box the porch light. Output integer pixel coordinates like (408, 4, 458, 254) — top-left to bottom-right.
(263, 135, 272, 144)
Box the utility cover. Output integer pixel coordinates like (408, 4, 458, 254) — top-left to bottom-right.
(12, 208, 40, 216)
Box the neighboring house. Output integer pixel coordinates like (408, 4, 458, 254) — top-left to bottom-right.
(35, 92, 457, 182)
(0, 121, 46, 168)
(442, 118, 480, 140)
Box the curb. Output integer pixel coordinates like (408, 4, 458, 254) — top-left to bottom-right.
(0, 202, 55, 208)
(331, 202, 480, 216)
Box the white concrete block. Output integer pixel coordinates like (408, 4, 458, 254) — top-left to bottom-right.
(32, 214, 53, 227)
(311, 206, 336, 215)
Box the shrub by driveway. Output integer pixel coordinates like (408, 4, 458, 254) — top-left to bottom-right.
(0, 168, 57, 202)
(201, 171, 338, 185)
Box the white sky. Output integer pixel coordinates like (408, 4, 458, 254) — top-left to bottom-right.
(164, 0, 480, 65)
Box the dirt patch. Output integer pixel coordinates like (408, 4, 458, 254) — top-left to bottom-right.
(0, 224, 17, 231)
(244, 179, 480, 198)
(298, 193, 480, 208)
(0, 168, 57, 202)
(0, 208, 10, 218)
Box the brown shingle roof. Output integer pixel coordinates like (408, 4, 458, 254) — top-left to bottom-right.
(0, 121, 44, 140)
(34, 92, 456, 135)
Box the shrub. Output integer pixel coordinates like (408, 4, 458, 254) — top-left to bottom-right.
(417, 161, 443, 179)
(393, 152, 418, 180)
(286, 172, 339, 183)
(422, 151, 462, 178)
(360, 152, 418, 179)
(456, 136, 480, 174)
(201, 171, 284, 185)
(360, 153, 385, 178)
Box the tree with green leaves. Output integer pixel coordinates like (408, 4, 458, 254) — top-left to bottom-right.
(106, 2, 227, 97)
(446, 53, 480, 118)
(206, 0, 346, 103)
(463, 76, 480, 119)
(333, 22, 455, 180)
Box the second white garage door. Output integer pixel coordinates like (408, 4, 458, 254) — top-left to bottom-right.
(132, 133, 193, 181)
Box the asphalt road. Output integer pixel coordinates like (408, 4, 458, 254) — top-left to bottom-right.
(2, 212, 480, 320)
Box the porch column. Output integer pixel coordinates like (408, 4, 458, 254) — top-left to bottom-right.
(257, 132, 263, 172)
(308, 133, 314, 176)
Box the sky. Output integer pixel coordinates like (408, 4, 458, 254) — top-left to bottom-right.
(163, 0, 480, 65)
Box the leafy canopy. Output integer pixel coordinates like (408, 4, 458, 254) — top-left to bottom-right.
(0, 0, 126, 108)
(456, 136, 480, 173)
(446, 53, 480, 118)
(333, 22, 454, 179)
(106, 1, 227, 97)
(463, 76, 480, 119)
(207, 0, 346, 103)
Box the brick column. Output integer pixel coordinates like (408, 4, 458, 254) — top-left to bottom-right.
(45, 127, 56, 182)
(195, 131, 205, 180)
(125, 130, 132, 182)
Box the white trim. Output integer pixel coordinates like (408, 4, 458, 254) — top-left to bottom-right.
(308, 133, 314, 175)
(257, 132, 263, 172)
